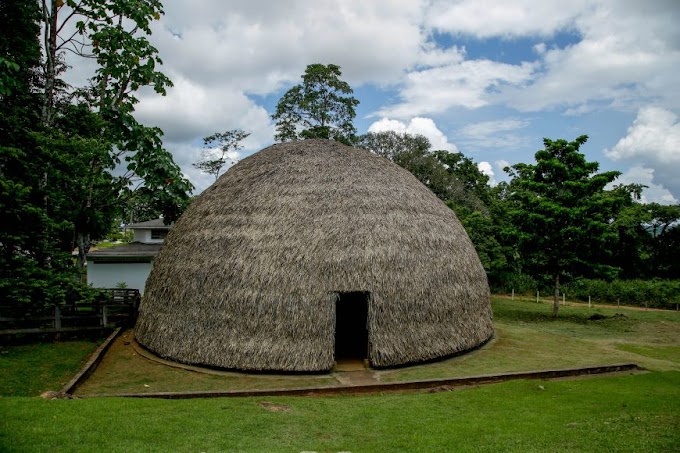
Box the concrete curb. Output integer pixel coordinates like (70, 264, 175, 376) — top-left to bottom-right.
(61, 327, 123, 395)
(81, 363, 642, 399)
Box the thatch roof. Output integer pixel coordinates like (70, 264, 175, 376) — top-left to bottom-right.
(135, 139, 493, 372)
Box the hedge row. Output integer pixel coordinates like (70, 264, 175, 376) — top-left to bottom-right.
(561, 279, 680, 309)
(491, 275, 680, 309)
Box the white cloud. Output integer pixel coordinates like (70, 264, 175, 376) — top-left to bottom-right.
(477, 161, 497, 185)
(605, 107, 680, 200)
(378, 60, 536, 117)
(533, 43, 547, 55)
(459, 119, 529, 138)
(605, 107, 680, 163)
(425, 0, 590, 38)
(368, 117, 458, 152)
(134, 75, 275, 149)
(56, 0, 680, 197)
(458, 119, 531, 149)
(501, 1, 680, 112)
(154, 0, 426, 90)
(612, 166, 678, 205)
(496, 159, 510, 170)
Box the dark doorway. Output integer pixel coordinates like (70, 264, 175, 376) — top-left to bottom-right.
(334, 291, 370, 360)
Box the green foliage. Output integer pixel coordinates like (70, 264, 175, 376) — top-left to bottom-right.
(0, 57, 20, 95)
(272, 63, 359, 145)
(563, 279, 680, 309)
(505, 135, 629, 316)
(0, 0, 191, 311)
(489, 272, 539, 295)
(193, 129, 249, 181)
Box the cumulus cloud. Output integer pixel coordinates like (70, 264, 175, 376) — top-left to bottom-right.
(612, 166, 678, 205)
(56, 0, 680, 196)
(368, 117, 458, 152)
(477, 161, 497, 185)
(154, 0, 426, 90)
(500, 1, 680, 112)
(457, 119, 531, 149)
(135, 76, 275, 146)
(605, 107, 680, 200)
(377, 60, 535, 117)
(605, 107, 680, 163)
(425, 0, 590, 38)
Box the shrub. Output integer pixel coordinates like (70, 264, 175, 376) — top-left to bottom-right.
(561, 279, 680, 309)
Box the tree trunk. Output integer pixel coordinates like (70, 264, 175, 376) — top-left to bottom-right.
(76, 232, 91, 280)
(41, 0, 58, 127)
(552, 274, 560, 318)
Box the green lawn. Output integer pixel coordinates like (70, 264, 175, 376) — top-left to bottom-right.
(381, 298, 679, 382)
(0, 298, 677, 451)
(0, 340, 100, 396)
(0, 371, 677, 452)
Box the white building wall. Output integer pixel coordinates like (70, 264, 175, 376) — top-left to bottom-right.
(132, 229, 150, 243)
(87, 262, 153, 293)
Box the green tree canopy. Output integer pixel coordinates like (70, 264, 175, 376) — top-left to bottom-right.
(193, 129, 250, 181)
(505, 135, 628, 316)
(272, 64, 359, 145)
(0, 0, 192, 308)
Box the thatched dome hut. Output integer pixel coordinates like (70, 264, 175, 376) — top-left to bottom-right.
(135, 139, 494, 372)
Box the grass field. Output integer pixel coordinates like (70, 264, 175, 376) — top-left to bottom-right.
(0, 298, 678, 451)
(0, 340, 100, 396)
(69, 297, 680, 394)
(0, 371, 677, 452)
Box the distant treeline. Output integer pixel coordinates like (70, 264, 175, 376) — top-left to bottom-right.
(492, 277, 680, 310)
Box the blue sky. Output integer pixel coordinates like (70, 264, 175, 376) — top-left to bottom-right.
(120, 0, 680, 203)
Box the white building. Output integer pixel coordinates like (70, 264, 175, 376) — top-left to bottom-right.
(86, 219, 171, 293)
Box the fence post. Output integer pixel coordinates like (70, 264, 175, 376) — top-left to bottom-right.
(512, 289, 514, 300)
(588, 296, 591, 308)
(102, 305, 108, 327)
(562, 293, 566, 306)
(536, 291, 539, 303)
(54, 306, 61, 329)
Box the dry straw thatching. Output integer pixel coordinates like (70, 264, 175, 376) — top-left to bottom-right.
(135, 139, 494, 372)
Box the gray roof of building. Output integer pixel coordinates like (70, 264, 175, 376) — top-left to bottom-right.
(126, 218, 173, 229)
(87, 242, 163, 261)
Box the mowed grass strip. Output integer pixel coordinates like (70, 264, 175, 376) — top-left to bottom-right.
(73, 330, 339, 395)
(0, 340, 100, 396)
(381, 298, 679, 382)
(0, 371, 677, 452)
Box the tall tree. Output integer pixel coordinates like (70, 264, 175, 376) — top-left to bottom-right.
(505, 135, 626, 317)
(1, 0, 192, 309)
(645, 203, 680, 278)
(272, 64, 359, 145)
(193, 129, 250, 182)
(358, 131, 471, 205)
(0, 0, 85, 307)
(36, 0, 192, 265)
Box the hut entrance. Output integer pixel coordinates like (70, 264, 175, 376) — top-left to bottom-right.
(334, 291, 370, 362)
